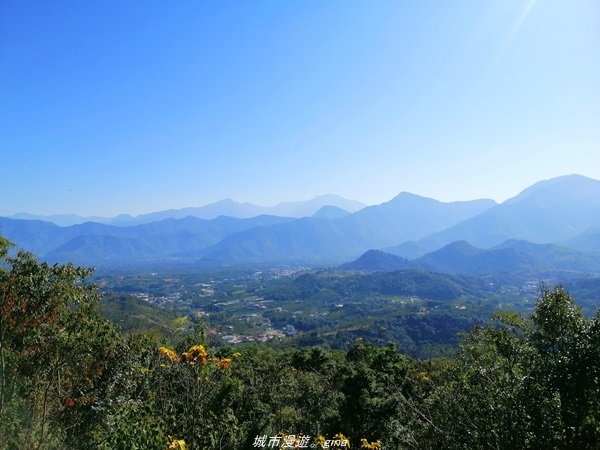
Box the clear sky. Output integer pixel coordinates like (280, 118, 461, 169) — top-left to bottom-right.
(1, 0, 599, 216)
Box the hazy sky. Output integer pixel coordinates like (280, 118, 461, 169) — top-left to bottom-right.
(1, 0, 599, 216)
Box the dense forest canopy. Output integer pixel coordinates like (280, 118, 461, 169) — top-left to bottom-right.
(1, 236, 600, 449)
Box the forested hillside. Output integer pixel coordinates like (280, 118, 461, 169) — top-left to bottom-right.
(2, 236, 600, 449)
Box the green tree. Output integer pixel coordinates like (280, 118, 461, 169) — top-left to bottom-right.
(0, 240, 123, 449)
(421, 286, 600, 449)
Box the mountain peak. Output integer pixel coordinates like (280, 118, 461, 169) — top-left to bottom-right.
(506, 174, 600, 205)
(387, 192, 496, 209)
(433, 240, 481, 256)
(417, 174, 600, 249)
(389, 192, 434, 203)
(312, 205, 351, 219)
(339, 249, 414, 272)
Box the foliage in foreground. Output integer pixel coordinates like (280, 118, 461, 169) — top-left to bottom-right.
(1, 237, 599, 449)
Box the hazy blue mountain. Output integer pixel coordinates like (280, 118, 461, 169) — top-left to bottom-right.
(45, 235, 158, 262)
(107, 195, 366, 225)
(415, 239, 600, 275)
(0, 217, 64, 255)
(416, 175, 600, 250)
(415, 240, 538, 274)
(110, 214, 135, 223)
(0, 214, 295, 264)
(563, 228, 600, 256)
(383, 240, 434, 259)
(196, 217, 365, 263)
(4, 195, 366, 227)
(198, 195, 496, 263)
(494, 239, 600, 272)
(344, 194, 496, 244)
(107, 199, 268, 225)
(339, 249, 417, 272)
(6, 175, 598, 268)
(312, 205, 351, 219)
(342, 237, 600, 275)
(4, 213, 111, 227)
(269, 195, 366, 217)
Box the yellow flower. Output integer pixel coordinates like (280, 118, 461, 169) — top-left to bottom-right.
(360, 439, 381, 449)
(216, 357, 231, 369)
(182, 344, 208, 364)
(159, 346, 180, 362)
(334, 433, 350, 447)
(232, 352, 242, 358)
(167, 438, 187, 450)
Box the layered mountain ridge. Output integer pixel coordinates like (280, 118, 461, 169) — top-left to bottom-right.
(1, 175, 599, 270)
(5, 194, 367, 226)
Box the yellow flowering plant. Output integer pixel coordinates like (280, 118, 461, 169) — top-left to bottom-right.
(182, 344, 208, 364)
(360, 438, 382, 449)
(167, 437, 187, 450)
(159, 346, 180, 362)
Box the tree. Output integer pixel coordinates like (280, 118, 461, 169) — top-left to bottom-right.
(421, 286, 600, 449)
(0, 240, 123, 449)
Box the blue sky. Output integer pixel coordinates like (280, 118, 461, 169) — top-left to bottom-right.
(1, 0, 599, 216)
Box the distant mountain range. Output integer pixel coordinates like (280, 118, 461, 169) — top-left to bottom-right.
(412, 174, 600, 252)
(1, 174, 600, 271)
(4, 194, 366, 226)
(6, 213, 112, 227)
(0, 215, 294, 264)
(195, 195, 496, 263)
(342, 239, 600, 275)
